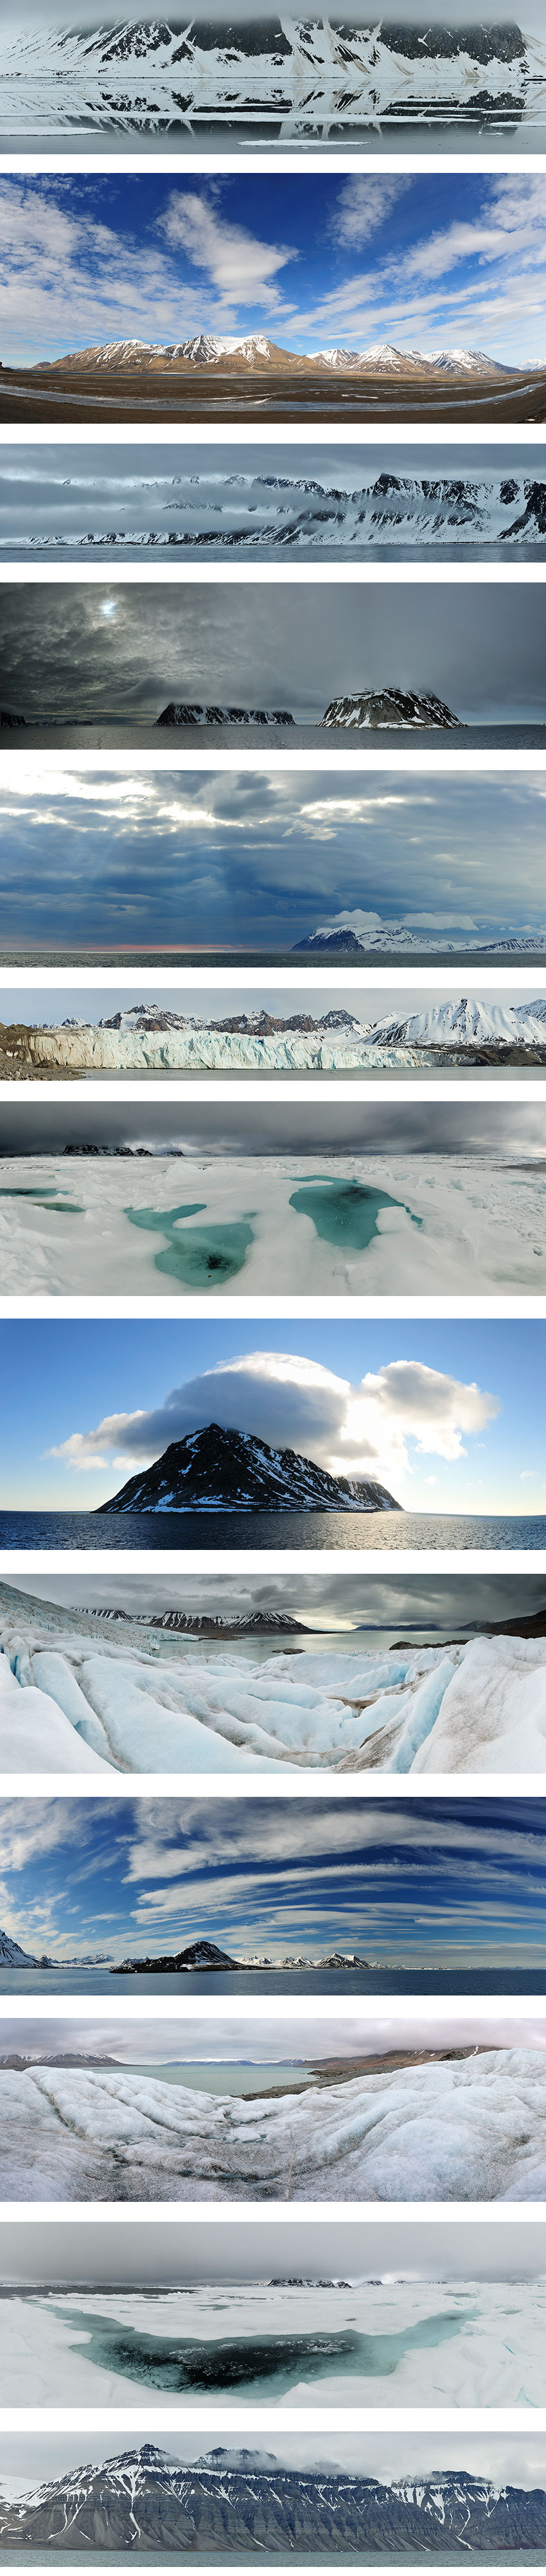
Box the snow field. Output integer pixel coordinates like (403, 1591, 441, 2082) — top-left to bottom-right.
(0, 1153, 543, 1295)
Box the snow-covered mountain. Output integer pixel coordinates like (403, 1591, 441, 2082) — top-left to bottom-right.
(295, 914, 546, 957)
(320, 688, 461, 730)
(44, 334, 523, 380)
(0, 2444, 543, 2553)
(312, 343, 511, 377)
(97, 1425, 400, 1517)
(48, 334, 305, 375)
(368, 996, 546, 1047)
(156, 702, 294, 726)
(0, 1927, 37, 1967)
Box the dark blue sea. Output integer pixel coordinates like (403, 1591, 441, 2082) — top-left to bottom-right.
(1, 1511, 545, 1552)
(1, 1967, 544, 1996)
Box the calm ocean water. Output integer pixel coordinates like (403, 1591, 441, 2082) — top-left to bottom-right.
(3, 950, 543, 972)
(1, 542, 543, 563)
(1, 1967, 544, 1996)
(1, 1511, 544, 1551)
(3, 2553, 545, 2567)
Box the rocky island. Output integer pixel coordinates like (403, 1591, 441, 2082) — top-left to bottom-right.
(96, 1425, 401, 1517)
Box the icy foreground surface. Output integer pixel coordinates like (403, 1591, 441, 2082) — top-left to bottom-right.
(0, 1151, 543, 1295)
(1, 2048, 546, 2203)
(1, 1625, 546, 1774)
(0, 2271, 543, 2398)
(1, 18, 544, 138)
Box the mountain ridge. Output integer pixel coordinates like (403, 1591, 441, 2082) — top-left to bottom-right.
(40, 334, 522, 379)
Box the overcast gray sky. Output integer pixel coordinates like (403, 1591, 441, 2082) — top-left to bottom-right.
(2, 2213, 545, 2283)
(2, 2007, 545, 2062)
(15, 1569, 546, 1626)
(1, 2429, 545, 2489)
(1, 1095, 543, 1156)
(1, 584, 544, 724)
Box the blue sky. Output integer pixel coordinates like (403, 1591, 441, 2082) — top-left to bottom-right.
(1, 174, 545, 367)
(0, 768, 544, 951)
(0, 1795, 544, 1967)
(0, 1319, 543, 1514)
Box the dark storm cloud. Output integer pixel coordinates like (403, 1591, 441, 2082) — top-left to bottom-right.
(15, 1567, 546, 1626)
(1, 583, 544, 723)
(0, 767, 543, 950)
(0, 1095, 543, 1156)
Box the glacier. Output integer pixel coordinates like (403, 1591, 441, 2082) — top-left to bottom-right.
(0, 2272, 544, 2399)
(0, 1150, 543, 1295)
(10, 995, 546, 1073)
(0, 2045, 545, 2202)
(1, 1623, 546, 1774)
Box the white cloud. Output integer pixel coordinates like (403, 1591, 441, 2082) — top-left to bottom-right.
(331, 177, 412, 249)
(159, 190, 296, 312)
(48, 1349, 500, 1493)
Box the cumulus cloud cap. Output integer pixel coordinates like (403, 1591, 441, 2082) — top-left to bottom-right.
(48, 1349, 500, 1484)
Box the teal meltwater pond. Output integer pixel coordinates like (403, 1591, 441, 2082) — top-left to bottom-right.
(38, 2303, 474, 2400)
(289, 1176, 423, 1250)
(125, 1202, 254, 1285)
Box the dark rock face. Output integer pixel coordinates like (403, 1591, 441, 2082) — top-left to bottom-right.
(321, 687, 461, 729)
(0, 709, 25, 728)
(146, 1607, 310, 1635)
(1, 2444, 545, 2553)
(96, 1423, 401, 1517)
(294, 926, 369, 955)
(156, 702, 294, 725)
(500, 479, 546, 539)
